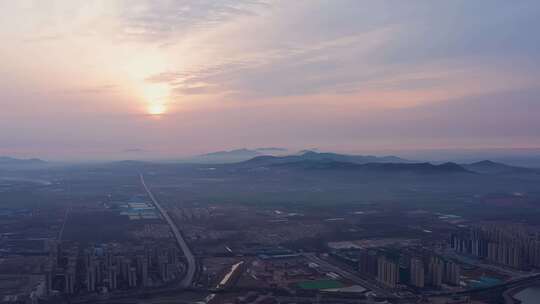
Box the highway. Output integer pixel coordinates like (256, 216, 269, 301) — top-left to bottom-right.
(57, 207, 70, 241)
(140, 173, 196, 288)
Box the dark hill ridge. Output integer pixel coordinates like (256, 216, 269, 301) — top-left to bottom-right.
(0, 156, 47, 166)
(463, 160, 536, 174)
(200, 148, 260, 158)
(270, 160, 469, 174)
(361, 162, 469, 173)
(186, 149, 410, 165)
(471, 160, 500, 166)
(299, 150, 408, 163)
(185, 148, 263, 164)
(241, 154, 469, 174)
(245, 150, 410, 166)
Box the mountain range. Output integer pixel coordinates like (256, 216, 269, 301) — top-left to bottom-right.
(229, 151, 539, 176)
(2, 151, 536, 177)
(246, 150, 410, 165)
(236, 153, 466, 174)
(187, 149, 411, 164)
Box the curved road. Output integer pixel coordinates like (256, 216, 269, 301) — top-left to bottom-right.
(140, 174, 196, 288)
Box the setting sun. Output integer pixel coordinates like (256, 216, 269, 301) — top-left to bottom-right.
(141, 84, 170, 116)
(148, 103, 166, 115)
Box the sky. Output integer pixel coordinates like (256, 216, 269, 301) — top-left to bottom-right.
(1, 0, 540, 160)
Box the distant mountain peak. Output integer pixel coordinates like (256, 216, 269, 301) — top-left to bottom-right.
(231, 148, 253, 153)
(0, 156, 46, 162)
(464, 159, 533, 174)
(201, 148, 259, 156)
(186, 148, 263, 164)
(440, 161, 464, 167)
(298, 149, 320, 155)
(0, 156, 47, 167)
(471, 160, 500, 166)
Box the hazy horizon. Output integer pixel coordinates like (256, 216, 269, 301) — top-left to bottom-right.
(2, 1, 540, 160)
(4, 146, 540, 165)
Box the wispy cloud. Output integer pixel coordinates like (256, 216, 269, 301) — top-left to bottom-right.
(146, 23, 538, 105)
(117, 0, 270, 41)
(146, 27, 397, 97)
(61, 84, 119, 95)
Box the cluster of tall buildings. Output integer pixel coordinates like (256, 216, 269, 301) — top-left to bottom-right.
(358, 248, 460, 289)
(83, 243, 182, 293)
(451, 224, 540, 270)
(44, 241, 183, 296)
(42, 241, 80, 296)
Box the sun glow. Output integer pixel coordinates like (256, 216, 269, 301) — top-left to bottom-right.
(148, 103, 166, 115)
(141, 84, 170, 116)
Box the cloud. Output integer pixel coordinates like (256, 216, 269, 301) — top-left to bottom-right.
(62, 84, 118, 95)
(144, 0, 540, 105)
(373, 0, 540, 64)
(147, 28, 397, 97)
(117, 0, 270, 41)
